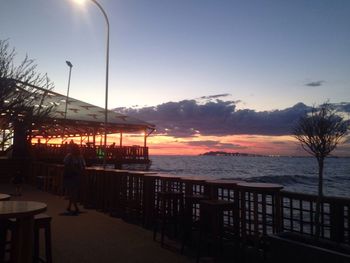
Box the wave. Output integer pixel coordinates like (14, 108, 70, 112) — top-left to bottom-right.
(328, 175, 350, 182)
(241, 174, 317, 186)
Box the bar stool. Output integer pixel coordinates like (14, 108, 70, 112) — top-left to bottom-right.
(197, 199, 237, 262)
(179, 174, 212, 253)
(181, 194, 208, 253)
(142, 173, 160, 227)
(124, 171, 158, 226)
(6, 214, 52, 263)
(33, 214, 52, 263)
(107, 170, 128, 218)
(122, 172, 144, 223)
(0, 194, 10, 261)
(236, 182, 283, 261)
(153, 191, 184, 247)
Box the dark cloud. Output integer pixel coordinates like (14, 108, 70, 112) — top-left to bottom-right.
(200, 94, 231, 99)
(115, 100, 350, 138)
(271, 141, 288, 145)
(305, 80, 325, 87)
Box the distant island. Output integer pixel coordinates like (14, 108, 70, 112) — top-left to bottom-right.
(199, 151, 349, 158)
(200, 151, 265, 157)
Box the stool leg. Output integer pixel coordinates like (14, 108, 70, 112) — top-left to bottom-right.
(160, 201, 166, 247)
(45, 225, 52, 263)
(196, 227, 203, 263)
(173, 199, 178, 238)
(160, 197, 170, 247)
(0, 221, 7, 262)
(33, 227, 39, 262)
(153, 197, 159, 241)
(153, 223, 158, 241)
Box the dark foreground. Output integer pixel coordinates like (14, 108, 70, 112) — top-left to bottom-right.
(0, 184, 194, 263)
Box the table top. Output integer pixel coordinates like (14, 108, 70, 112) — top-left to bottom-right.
(0, 201, 47, 219)
(0, 194, 11, 201)
(236, 182, 283, 191)
(85, 167, 158, 175)
(205, 179, 246, 186)
(128, 171, 158, 175)
(157, 173, 182, 179)
(179, 175, 212, 182)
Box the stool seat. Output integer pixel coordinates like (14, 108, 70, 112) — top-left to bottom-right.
(34, 213, 52, 222)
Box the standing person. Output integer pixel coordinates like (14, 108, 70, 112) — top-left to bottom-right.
(63, 143, 86, 215)
(12, 169, 24, 196)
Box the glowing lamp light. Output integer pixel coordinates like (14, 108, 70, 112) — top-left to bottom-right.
(72, 0, 86, 5)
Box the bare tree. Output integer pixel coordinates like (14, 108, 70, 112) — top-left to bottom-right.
(0, 39, 55, 157)
(293, 102, 349, 238)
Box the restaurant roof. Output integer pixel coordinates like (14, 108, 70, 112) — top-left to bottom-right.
(1, 79, 155, 138)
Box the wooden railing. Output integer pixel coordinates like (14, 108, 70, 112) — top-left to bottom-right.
(280, 191, 350, 244)
(30, 144, 149, 164)
(31, 162, 350, 246)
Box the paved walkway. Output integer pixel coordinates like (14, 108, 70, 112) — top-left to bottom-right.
(0, 184, 194, 263)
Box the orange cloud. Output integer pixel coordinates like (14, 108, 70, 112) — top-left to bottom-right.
(146, 134, 349, 156)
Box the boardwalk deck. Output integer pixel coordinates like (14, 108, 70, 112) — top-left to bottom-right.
(0, 184, 193, 263)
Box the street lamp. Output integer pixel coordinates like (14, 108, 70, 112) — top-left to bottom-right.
(64, 60, 73, 140)
(72, 0, 110, 167)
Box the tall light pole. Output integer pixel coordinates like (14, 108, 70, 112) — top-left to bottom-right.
(64, 60, 73, 141)
(72, 0, 110, 167)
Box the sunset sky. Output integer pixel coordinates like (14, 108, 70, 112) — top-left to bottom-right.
(1, 0, 349, 156)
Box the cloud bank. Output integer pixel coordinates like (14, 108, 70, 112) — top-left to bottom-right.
(115, 98, 350, 138)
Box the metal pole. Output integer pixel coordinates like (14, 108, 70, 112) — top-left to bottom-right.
(64, 61, 73, 141)
(90, 0, 109, 168)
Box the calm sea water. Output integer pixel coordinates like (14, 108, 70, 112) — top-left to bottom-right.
(148, 155, 350, 198)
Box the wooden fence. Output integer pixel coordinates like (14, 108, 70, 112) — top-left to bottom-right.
(280, 191, 350, 244)
(31, 162, 350, 246)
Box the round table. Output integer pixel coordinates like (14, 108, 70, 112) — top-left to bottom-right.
(0, 201, 47, 263)
(0, 194, 10, 201)
(204, 179, 246, 199)
(236, 182, 284, 191)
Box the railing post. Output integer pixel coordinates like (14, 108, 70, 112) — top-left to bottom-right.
(329, 201, 345, 243)
(275, 191, 282, 233)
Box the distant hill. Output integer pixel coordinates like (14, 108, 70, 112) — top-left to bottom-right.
(200, 151, 264, 157)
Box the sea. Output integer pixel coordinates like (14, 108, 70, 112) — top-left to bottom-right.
(148, 155, 350, 198)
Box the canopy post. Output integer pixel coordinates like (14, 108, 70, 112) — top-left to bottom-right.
(119, 132, 123, 147)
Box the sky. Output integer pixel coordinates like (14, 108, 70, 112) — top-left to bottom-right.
(1, 0, 350, 155)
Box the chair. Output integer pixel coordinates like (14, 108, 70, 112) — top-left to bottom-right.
(153, 191, 184, 247)
(197, 199, 238, 262)
(181, 194, 208, 253)
(6, 214, 52, 263)
(33, 213, 52, 263)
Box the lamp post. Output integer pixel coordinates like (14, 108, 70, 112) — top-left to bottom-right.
(72, 0, 110, 167)
(64, 60, 73, 141)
